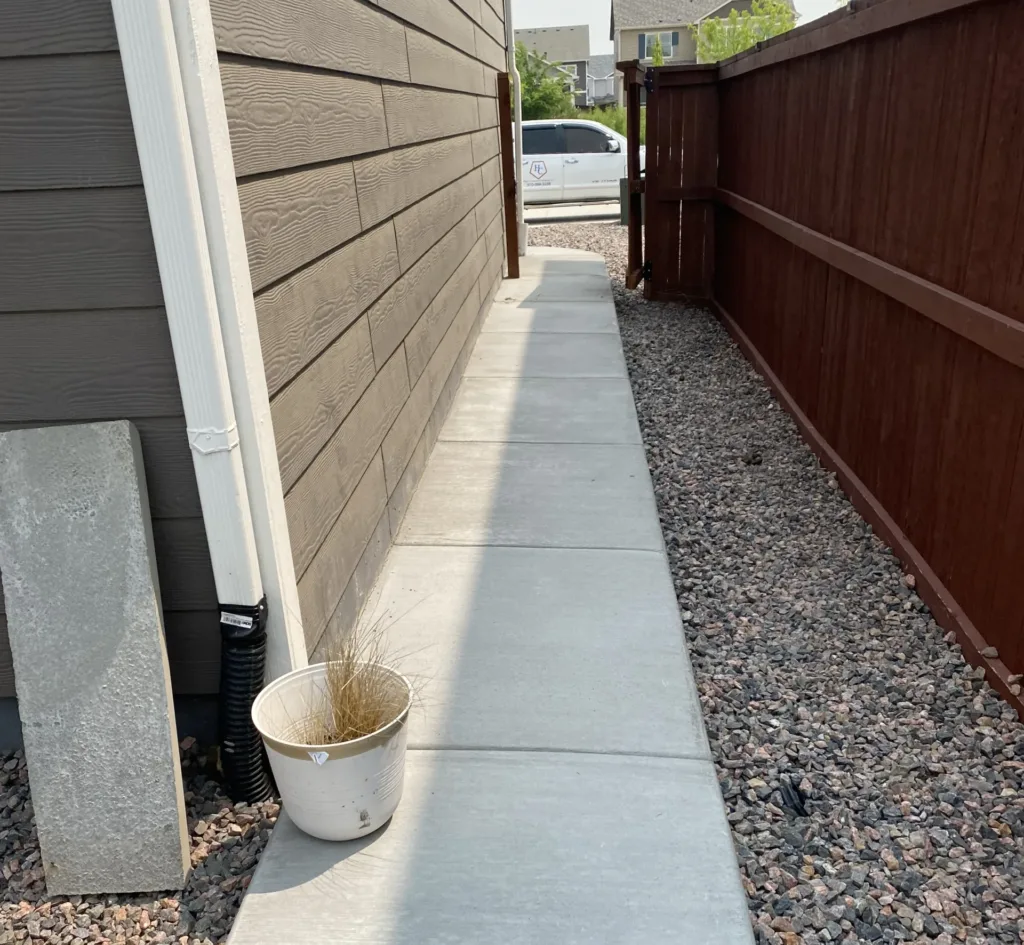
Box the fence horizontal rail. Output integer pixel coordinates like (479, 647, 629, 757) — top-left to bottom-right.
(717, 189, 1024, 371)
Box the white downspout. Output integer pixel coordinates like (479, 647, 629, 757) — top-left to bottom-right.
(110, 0, 262, 613)
(168, 0, 307, 681)
(504, 0, 526, 254)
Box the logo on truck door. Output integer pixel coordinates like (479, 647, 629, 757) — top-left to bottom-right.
(529, 160, 548, 179)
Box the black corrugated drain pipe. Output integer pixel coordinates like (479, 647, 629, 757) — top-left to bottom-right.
(219, 596, 273, 803)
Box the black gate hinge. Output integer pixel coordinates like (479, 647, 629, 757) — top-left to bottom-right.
(642, 260, 652, 280)
(644, 68, 655, 93)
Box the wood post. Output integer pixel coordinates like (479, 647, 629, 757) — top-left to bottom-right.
(496, 73, 519, 279)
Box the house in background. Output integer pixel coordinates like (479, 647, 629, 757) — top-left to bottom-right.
(515, 24, 590, 107)
(587, 54, 618, 107)
(610, 0, 760, 104)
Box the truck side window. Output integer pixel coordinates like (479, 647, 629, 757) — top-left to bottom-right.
(523, 126, 562, 155)
(564, 126, 614, 154)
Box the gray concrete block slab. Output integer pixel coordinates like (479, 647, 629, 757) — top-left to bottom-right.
(0, 422, 189, 893)
(228, 751, 753, 945)
(394, 441, 664, 550)
(440, 377, 641, 444)
(364, 545, 709, 757)
(466, 332, 628, 378)
(482, 300, 618, 333)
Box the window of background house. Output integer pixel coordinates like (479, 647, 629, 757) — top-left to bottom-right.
(564, 63, 578, 78)
(564, 126, 616, 154)
(522, 125, 562, 155)
(640, 31, 679, 58)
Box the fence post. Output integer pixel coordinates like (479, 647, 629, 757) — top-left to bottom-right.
(496, 73, 520, 279)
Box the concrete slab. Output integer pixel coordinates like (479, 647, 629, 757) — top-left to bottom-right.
(364, 545, 709, 757)
(228, 751, 753, 945)
(440, 377, 640, 444)
(395, 441, 664, 551)
(227, 247, 752, 945)
(495, 275, 612, 304)
(0, 421, 189, 894)
(466, 332, 627, 378)
(520, 245, 608, 270)
(482, 300, 618, 333)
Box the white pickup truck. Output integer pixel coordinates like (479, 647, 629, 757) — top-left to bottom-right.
(520, 119, 645, 204)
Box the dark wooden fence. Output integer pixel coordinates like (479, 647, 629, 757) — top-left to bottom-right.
(626, 0, 1024, 711)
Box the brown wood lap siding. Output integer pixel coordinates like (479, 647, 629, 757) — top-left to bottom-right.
(0, 0, 219, 697)
(209, 0, 509, 655)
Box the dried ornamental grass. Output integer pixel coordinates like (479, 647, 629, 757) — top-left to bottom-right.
(292, 622, 409, 747)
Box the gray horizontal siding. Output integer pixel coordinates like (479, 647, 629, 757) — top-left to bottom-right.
(354, 134, 478, 230)
(0, 310, 182, 420)
(0, 6, 218, 700)
(0, 53, 139, 191)
(211, 0, 411, 82)
(0, 188, 162, 312)
(221, 61, 389, 177)
(213, 0, 508, 654)
(257, 224, 402, 396)
(211, 0, 504, 86)
(0, 0, 117, 58)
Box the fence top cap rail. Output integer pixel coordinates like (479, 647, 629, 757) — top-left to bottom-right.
(615, 59, 718, 74)
(648, 62, 720, 73)
(717, 0, 988, 80)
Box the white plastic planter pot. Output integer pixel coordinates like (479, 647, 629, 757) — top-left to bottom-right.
(252, 662, 411, 841)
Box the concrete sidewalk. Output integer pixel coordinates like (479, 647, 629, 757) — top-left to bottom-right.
(228, 248, 753, 944)
(524, 201, 620, 224)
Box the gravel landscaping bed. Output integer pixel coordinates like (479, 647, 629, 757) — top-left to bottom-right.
(533, 222, 1024, 945)
(0, 740, 277, 944)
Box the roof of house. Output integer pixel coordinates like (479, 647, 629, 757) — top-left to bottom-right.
(609, 0, 745, 37)
(514, 25, 590, 63)
(587, 54, 617, 79)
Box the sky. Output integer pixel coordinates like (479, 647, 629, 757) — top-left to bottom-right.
(511, 0, 841, 54)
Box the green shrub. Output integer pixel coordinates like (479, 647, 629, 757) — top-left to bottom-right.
(585, 105, 646, 145)
(691, 0, 796, 63)
(515, 41, 575, 120)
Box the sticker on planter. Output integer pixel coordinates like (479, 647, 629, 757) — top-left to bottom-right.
(308, 751, 329, 766)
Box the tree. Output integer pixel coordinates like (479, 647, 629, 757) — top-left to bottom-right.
(515, 41, 575, 120)
(649, 35, 665, 67)
(690, 0, 796, 63)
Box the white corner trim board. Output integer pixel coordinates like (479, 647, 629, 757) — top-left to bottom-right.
(168, 0, 308, 680)
(111, 0, 307, 678)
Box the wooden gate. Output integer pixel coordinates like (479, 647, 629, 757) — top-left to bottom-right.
(618, 61, 718, 302)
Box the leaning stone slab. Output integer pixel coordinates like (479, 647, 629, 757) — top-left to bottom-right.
(0, 421, 189, 894)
